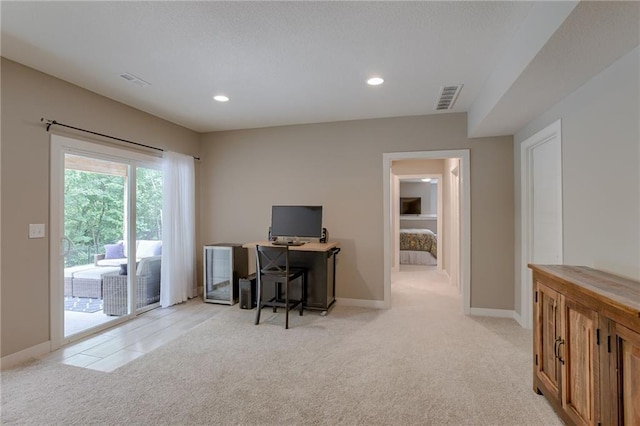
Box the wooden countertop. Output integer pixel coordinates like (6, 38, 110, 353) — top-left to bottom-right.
(528, 264, 640, 317)
(243, 240, 339, 252)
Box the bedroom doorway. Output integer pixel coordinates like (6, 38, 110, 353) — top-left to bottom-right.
(383, 150, 470, 313)
(396, 175, 442, 271)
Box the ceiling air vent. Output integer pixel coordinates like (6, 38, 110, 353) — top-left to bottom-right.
(435, 84, 463, 110)
(120, 72, 151, 88)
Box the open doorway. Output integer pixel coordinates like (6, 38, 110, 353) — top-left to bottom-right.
(395, 174, 442, 271)
(383, 150, 470, 313)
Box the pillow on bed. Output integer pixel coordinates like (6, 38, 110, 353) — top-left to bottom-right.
(104, 242, 125, 259)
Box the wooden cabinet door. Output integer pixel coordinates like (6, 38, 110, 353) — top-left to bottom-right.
(534, 282, 561, 398)
(612, 323, 640, 425)
(560, 297, 598, 426)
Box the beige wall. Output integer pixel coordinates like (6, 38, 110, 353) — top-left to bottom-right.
(391, 159, 444, 175)
(514, 47, 640, 316)
(0, 58, 200, 357)
(1, 58, 516, 359)
(199, 113, 514, 308)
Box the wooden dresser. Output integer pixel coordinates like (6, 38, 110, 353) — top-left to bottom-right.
(529, 264, 640, 426)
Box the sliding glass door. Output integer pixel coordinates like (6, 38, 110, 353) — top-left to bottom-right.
(62, 153, 128, 337)
(134, 165, 163, 313)
(51, 135, 162, 348)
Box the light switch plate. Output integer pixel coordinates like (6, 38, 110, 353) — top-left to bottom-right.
(29, 224, 45, 239)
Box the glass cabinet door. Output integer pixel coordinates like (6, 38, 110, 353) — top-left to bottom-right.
(204, 245, 233, 304)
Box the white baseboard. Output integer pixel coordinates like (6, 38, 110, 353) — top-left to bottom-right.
(336, 297, 386, 309)
(469, 307, 518, 320)
(1, 341, 51, 370)
(512, 311, 524, 327)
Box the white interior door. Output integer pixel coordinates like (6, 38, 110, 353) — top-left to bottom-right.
(532, 142, 563, 264)
(521, 119, 563, 329)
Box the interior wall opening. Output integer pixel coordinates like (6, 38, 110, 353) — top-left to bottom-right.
(383, 150, 470, 313)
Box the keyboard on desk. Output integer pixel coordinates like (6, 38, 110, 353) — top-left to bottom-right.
(272, 240, 306, 246)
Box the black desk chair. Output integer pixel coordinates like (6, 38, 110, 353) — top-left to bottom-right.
(255, 245, 307, 329)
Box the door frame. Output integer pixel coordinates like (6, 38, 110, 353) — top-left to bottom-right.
(449, 164, 461, 291)
(520, 119, 563, 329)
(394, 174, 443, 271)
(50, 134, 161, 349)
(383, 149, 470, 313)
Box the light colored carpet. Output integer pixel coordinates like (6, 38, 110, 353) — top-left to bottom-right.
(1, 266, 562, 425)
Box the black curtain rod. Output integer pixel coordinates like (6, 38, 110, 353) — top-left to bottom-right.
(41, 118, 200, 161)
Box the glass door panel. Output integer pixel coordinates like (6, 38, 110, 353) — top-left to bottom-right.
(63, 154, 129, 337)
(135, 166, 163, 313)
(204, 245, 233, 303)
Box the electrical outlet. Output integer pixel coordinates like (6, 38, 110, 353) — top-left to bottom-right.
(29, 224, 45, 239)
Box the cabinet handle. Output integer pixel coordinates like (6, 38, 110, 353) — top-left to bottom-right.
(557, 339, 565, 365)
(554, 337, 562, 358)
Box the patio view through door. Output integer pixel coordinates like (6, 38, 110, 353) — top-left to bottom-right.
(51, 135, 163, 345)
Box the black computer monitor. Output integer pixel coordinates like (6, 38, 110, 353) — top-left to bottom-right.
(271, 205, 323, 238)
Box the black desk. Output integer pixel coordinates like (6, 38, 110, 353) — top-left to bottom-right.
(243, 241, 340, 313)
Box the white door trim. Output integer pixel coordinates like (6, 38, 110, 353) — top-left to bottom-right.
(391, 173, 400, 272)
(519, 119, 563, 329)
(50, 139, 65, 350)
(383, 150, 470, 313)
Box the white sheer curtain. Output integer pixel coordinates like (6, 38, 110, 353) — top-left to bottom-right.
(160, 151, 196, 307)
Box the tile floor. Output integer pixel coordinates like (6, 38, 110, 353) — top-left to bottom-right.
(40, 298, 226, 372)
(64, 307, 115, 337)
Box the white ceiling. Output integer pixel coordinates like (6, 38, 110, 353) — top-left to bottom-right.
(1, 1, 638, 135)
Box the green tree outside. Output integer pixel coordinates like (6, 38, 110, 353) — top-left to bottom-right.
(136, 167, 163, 241)
(64, 167, 162, 267)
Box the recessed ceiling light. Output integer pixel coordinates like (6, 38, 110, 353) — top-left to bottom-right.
(213, 95, 229, 102)
(421, 178, 431, 182)
(367, 77, 384, 86)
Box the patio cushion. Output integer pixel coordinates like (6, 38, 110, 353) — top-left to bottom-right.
(73, 266, 121, 280)
(104, 242, 125, 259)
(96, 240, 162, 266)
(64, 264, 97, 278)
(137, 240, 160, 258)
(96, 257, 128, 267)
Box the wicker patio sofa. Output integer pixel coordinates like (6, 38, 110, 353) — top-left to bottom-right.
(102, 255, 161, 316)
(71, 266, 121, 298)
(63, 264, 97, 296)
(94, 240, 162, 267)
